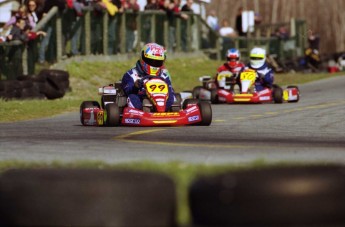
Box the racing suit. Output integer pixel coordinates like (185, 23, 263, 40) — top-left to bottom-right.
(246, 62, 274, 92)
(121, 61, 175, 111)
(216, 62, 245, 89)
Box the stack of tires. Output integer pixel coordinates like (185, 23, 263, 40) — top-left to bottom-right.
(0, 69, 70, 100)
(0, 168, 177, 227)
(189, 165, 345, 227)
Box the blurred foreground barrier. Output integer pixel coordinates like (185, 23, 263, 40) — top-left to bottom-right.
(0, 168, 176, 227)
(189, 164, 345, 227)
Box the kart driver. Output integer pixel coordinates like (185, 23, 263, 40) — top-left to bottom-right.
(216, 48, 245, 89)
(246, 47, 274, 91)
(121, 42, 175, 111)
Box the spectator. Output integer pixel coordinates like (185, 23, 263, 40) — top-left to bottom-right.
(143, 0, 160, 43)
(123, 0, 140, 52)
(26, 0, 43, 29)
(219, 18, 237, 38)
(6, 17, 29, 42)
(4, 5, 35, 30)
(273, 25, 289, 40)
(305, 30, 321, 71)
(6, 17, 45, 42)
(206, 9, 219, 31)
(219, 18, 237, 61)
(180, 0, 193, 52)
(145, 0, 160, 10)
(254, 12, 262, 26)
(107, 0, 123, 55)
(62, 0, 88, 57)
(308, 30, 320, 50)
(163, 0, 184, 53)
(38, 0, 66, 64)
(235, 6, 246, 37)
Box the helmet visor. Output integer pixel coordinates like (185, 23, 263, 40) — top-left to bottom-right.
(142, 52, 164, 67)
(250, 57, 264, 60)
(227, 57, 239, 61)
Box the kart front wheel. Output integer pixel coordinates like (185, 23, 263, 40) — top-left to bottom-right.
(182, 98, 199, 109)
(80, 101, 100, 125)
(105, 103, 121, 126)
(192, 86, 203, 99)
(198, 101, 212, 126)
(210, 89, 219, 104)
(272, 86, 283, 104)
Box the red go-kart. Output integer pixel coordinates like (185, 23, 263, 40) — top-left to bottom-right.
(80, 76, 212, 126)
(192, 69, 300, 104)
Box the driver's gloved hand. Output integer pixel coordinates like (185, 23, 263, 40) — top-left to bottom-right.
(134, 79, 143, 89)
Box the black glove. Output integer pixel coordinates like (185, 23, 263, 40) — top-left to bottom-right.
(257, 73, 265, 79)
(134, 79, 144, 89)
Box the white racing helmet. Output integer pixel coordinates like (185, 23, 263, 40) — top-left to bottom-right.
(250, 47, 266, 69)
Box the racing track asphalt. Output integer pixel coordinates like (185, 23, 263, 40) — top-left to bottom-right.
(0, 75, 344, 165)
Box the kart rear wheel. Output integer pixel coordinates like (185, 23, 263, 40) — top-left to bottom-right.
(192, 86, 203, 99)
(210, 89, 219, 104)
(272, 86, 283, 104)
(197, 101, 212, 126)
(182, 98, 199, 109)
(287, 85, 300, 103)
(105, 103, 121, 126)
(80, 101, 101, 125)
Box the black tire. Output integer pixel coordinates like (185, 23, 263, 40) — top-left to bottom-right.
(142, 98, 152, 113)
(38, 69, 70, 99)
(38, 69, 69, 81)
(210, 89, 219, 104)
(170, 93, 182, 112)
(43, 82, 65, 100)
(105, 103, 121, 126)
(0, 81, 5, 91)
(2, 80, 22, 100)
(101, 95, 116, 109)
(272, 85, 283, 103)
(189, 164, 345, 227)
(197, 101, 212, 126)
(287, 85, 300, 103)
(182, 98, 199, 110)
(116, 95, 127, 108)
(174, 93, 182, 104)
(80, 101, 100, 125)
(0, 168, 177, 227)
(192, 86, 203, 99)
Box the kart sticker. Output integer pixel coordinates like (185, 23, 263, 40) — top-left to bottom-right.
(125, 118, 141, 124)
(259, 96, 271, 101)
(240, 71, 256, 81)
(128, 109, 144, 115)
(283, 90, 289, 101)
(153, 112, 180, 117)
(146, 80, 168, 94)
(97, 111, 104, 125)
(188, 115, 199, 122)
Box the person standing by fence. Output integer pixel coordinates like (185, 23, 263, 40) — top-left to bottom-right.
(123, 0, 140, 52)
(180, 0, 193, 52)
(106, 0, 123, 55)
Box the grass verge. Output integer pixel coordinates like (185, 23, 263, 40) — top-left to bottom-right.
(0, 56, 342, 123)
